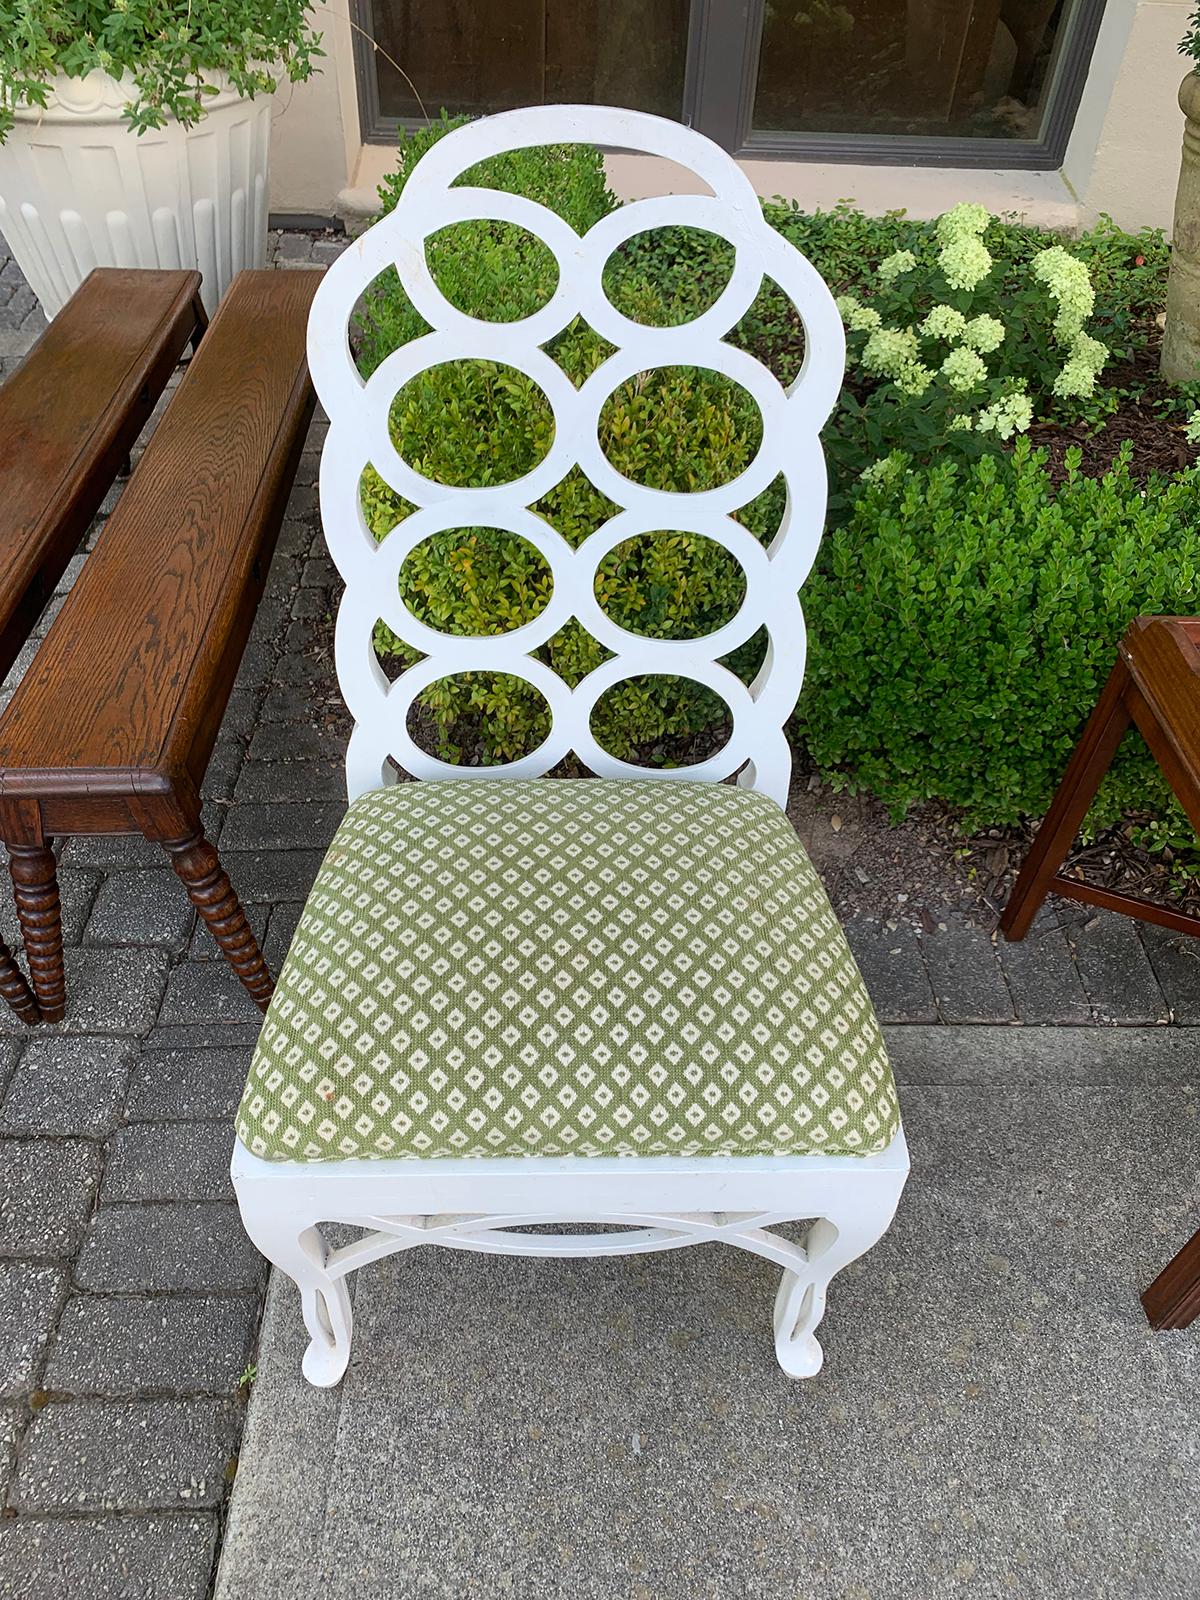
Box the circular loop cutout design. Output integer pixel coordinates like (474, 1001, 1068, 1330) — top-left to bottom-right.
(576, 342, 790, 516)
(588, 673, 734, 770)
(306, 107, 849, 802)
(397, 526, 554, 639)
(389, 359, 555, 489)
(574, 509, 772, 662)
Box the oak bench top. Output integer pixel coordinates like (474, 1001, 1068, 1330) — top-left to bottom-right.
(0, 267, 203, 682)
(0, 268, 319, 801)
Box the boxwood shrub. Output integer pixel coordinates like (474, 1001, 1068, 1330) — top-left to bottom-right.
(794, 443, 1200, 839)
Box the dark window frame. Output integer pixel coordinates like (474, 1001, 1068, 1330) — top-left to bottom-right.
(351, 0, 1107, 171)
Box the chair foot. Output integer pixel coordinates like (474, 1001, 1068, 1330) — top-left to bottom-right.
(772, 1215, 883, 1380)
(301, 1281, 354, 1389)
(268, 1221, 354, 1387)
(1142, 1227, 1200, 1330)
(8, 843, 65, 1022)
(162, 828, 274, 1010)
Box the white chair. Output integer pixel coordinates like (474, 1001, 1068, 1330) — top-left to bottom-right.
(231, 105, 909, 1387)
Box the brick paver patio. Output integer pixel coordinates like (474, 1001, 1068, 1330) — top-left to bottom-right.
(0, 232, 1197, 1597)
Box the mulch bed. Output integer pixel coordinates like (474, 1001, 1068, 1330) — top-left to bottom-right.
(790, 767, 1200, 929)
(1027, 329, 1197, 485)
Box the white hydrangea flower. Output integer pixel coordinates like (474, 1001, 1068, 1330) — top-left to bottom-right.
(878, 249, 918, 283)
(939, 235, 993, 292)
(976, 390, 1033, 440)
(1072, 331, 1109, 371)
(935, 202, 992, 243)
(1185, 409, 1200, 445)
(941, 347, 988, 392)
(1052, 359, 1095, 399)
(835, 294, 883, 334)
(962, 314, 1005, 353)
(1032, 245, 1095, 343)
(895, 360, 935, 397)
(861, 325, 920, 377)
(859, 454, 908, 486)
(948, 414, 974, 432)
(921, 304, 967, 341)
(1051, 329, 1109, 398)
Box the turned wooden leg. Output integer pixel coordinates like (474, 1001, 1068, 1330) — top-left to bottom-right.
(8, 843, 65, 1023)
(0, 937, 40, 1025)
(163, 828, 274, 1011)
(1000, 657, 1134, 941)
(1142, 1228, 1200, 1330)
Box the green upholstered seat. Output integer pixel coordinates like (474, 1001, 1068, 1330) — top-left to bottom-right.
(236, 779, 899, 1163)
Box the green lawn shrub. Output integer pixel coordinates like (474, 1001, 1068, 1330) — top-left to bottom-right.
(352, 118, 1185, 803)
(795, 443, 1200, 840)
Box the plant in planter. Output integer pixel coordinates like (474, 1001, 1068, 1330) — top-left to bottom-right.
(0, 0, 321, 316)
(1163, 6, 1200, 382)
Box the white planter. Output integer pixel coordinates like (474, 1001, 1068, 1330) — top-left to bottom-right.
(0, 70, 273, 318)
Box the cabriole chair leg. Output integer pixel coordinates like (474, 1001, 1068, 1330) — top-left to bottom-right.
(773, 1212, 893, 1378)
(249, 1215, 354, 1387)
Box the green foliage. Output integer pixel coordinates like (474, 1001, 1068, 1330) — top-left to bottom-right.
(1182, 8, 1200, 63)
(0, 0, 321, 140)
(795, 443, 1200, 843)
(353, 126, 1185, 822)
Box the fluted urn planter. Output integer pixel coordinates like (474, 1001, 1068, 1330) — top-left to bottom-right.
(1163, 72, 1200, 384)
(0, 69, 273, 319)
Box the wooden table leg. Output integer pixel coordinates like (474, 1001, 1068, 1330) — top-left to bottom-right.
(8, 842, 66, 1022)
(163, 827, 274, 1012)
(999, 657, 1134, 941)
(0, 937, 40, 1025)
(1142, 1228, 1200, 1329)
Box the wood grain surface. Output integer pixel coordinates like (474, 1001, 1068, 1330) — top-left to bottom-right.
(0, 268, 202, 680)
(0, 268, 319, 794)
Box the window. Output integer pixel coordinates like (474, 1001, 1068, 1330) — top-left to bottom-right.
(353, 0, 1106, 169)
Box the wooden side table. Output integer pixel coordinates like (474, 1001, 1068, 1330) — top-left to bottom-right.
(1000, 616, 1200, 941)
(1000, 615, 1200, 1330)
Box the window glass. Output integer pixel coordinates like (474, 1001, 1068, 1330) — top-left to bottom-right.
(372, 0, 690, 122)
(753, 0, 1083, 141)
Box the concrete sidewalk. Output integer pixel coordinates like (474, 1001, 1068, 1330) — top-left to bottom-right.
(217, 1031, 1200, 1600)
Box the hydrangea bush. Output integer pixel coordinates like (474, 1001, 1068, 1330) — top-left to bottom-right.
(830, 202, 1112, 486)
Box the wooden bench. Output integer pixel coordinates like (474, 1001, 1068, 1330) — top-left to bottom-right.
(0, 268, 320, 1023)
(0, 268, 206, 1022)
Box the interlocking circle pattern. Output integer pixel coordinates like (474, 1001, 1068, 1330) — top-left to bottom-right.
(306, 105, 846, 807)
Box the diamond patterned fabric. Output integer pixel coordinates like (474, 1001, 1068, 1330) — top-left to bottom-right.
(236, 780, 899, 1162)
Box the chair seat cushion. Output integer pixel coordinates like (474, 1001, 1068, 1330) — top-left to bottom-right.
(236, 779, 899, 1162)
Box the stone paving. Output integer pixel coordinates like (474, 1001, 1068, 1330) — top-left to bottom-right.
(0, 230, 1197, 1598)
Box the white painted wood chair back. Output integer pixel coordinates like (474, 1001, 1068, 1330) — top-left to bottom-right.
(233, 106, 907, 1389)
(306, 104, 846, 807)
